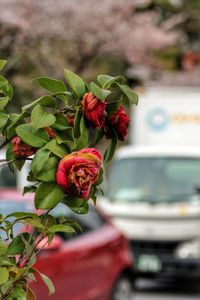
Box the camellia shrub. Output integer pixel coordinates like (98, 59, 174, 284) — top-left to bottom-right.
(0, 59, 138, 300)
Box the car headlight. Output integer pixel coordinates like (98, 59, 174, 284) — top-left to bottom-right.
(175, 240, 200, 259)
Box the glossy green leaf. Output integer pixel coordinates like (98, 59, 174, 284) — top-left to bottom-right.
(10, 287, 26, 300)
(31, 148, 50, 177)
(1, 83, 13, 99)
(49, 224, 75, 233)
(31, 104, 56, 131)
(0, 113, 10, 129)
(64, 69, 86, 98)
(104, 130, 118, 162)
(75, 115, 89, 149)
(90, 82, 111, 101)
(35, 182, 64, 209)
(36, 156, 59, 182)
(118, 84, 139, 105)
(64, 197, 89, 214)
(44, 139, 69, 158)
(0, 96, 9, 110)
(0, 75, 8, 88)
(33, 76, 66, 93)
(97, 74, 124, 88)
(16, 124, 49, 147)
(7, 233, 30, 255)
(22, 95, 56, 112)
(5, 212, 38, 219)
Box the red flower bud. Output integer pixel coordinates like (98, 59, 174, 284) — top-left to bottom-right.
(82, 92, 107, 128)
(45, 127, 56, 138)
(12, 136, 36, 158)
(56, 148, 102, 199)
(107, 106, 129, 141)
(67, 115, 74, 127)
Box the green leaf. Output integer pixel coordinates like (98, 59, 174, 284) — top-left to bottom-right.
(44, 139, 69, 158)
(0, 59, 7, 71)
(74, 110, 82, 138)
(5, 212, 38, 219)
(64, 69, 86, 98)
(0, 75, 8, 88)
(31, 148, 50, 177)
(0, 240, 7, 256)
(118, 84, 139, 105)
(97, 75, 124, 88)
(23, 185, 37, 195)
(31, 104, 56, 131)
(104, 130, 118, 162)
(33, 269, 55, 295)
(6, 143, 14, 173)
(0, 113, 10, 130)
(106, 100, 121, 115)
(1, 83, 13, 100)
(0, 96, 9, 110)
(16, 124, 49, 147)
(5, 112, 27, 139)
(64, 197, 89, 214)
(10, 287, 26, 300)
(35, 182, 64, 209)
(33, 76, 67, 93)
(0, 267, 9, 284)
(75, 115, 89, 150)
(52, 114, 70, 131)
(22, 95, 56, 112)
(7, 233, 30, 255)
(90, 82, 112, 101)
(36, 156, 59, 182)
(49, 224, 75, 234)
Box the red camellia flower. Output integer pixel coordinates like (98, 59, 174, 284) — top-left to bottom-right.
(12, 136, 36, 158)
(56, 148, 102, 199)
(108, 105, 130, 141)
(45, 127, 56, 138)
(82, 92, 107, 128)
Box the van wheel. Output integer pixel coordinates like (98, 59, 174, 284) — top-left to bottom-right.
(112, 274, 134, 300)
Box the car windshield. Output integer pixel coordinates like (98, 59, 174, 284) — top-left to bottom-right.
(107, 157, 200, 204)
(0, 200, 34, 238)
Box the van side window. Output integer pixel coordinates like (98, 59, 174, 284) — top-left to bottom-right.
(0, 165, 16, 187)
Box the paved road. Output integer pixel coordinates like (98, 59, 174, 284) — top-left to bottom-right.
(134, 278, 200, 300)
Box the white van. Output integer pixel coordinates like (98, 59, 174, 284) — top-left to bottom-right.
(99, 87, 200, 278)
(100, 145, 200, 277)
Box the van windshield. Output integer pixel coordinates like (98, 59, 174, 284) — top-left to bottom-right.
(107, 157, 200, 204)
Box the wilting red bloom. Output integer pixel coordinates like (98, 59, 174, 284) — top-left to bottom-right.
(45, 127, 56, 138)
(56, 148, 102, 199)
(82, 92, 107, 128)
(108, 106, 129, 141)
(12, 136, 36, 158)
(67, 115, 74, 127)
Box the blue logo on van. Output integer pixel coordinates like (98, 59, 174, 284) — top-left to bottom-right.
(147, 108, 169, 131)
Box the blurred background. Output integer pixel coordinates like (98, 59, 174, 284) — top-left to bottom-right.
(1, 0, 200, 299)
(1, 0, 200, 110)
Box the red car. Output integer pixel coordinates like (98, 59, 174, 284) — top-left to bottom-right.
(0, 189, 135, 300)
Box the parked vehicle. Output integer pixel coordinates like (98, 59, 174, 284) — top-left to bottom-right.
(99, 87, 200, 278)
(0, 189, 135, 300)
